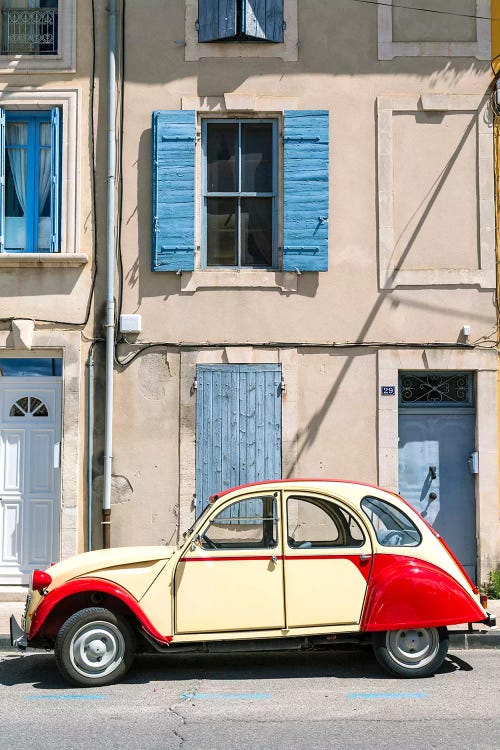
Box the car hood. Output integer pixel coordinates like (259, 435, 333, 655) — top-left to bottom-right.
(45, 546, 177, 591)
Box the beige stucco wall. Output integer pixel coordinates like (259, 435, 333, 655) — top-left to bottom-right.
(0, 0, 96, 563)
(1, 1, 497, 581)
(101, 0, 499, 581)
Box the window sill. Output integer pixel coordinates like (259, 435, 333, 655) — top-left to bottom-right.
(0, 253, 88, 268)
(180, 270, 298, 293)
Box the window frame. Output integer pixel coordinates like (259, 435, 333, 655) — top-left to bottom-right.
(0, 0, 75, 73)
(2, 108, 60, 253)
(286, 494, 366, 550)
(200, 495, 279, 550)
(201, 117, 279, 269)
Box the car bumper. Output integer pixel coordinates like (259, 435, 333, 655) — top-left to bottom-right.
(10, 615, 28, 650)
(482, 612, 497, 628)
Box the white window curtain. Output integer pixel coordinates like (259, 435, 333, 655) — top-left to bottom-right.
(5, 123, 27, 215)
(38, 121, 51, 212)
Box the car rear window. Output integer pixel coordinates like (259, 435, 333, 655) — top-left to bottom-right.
(361, 496, 421, 547)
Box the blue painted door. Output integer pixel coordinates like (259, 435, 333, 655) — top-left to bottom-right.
(196, 365, 282, 515)
(398, 373, 477, 581)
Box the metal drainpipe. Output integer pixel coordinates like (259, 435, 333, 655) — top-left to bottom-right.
(103, 0, 117, 548)
(87, 346, 94, 551)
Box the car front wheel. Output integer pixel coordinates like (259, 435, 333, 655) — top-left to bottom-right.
(372, 626, 448, 678)
(55, 607, 135, 687)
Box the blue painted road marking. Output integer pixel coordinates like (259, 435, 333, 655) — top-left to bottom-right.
(180, 692, 270, 701)
(26, 695, 107, 701)
(348, 693, 428, 700)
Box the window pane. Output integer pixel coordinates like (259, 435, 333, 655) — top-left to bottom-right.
(361, 496, 421, 547)
(241, 123, 273, 192)
(207, 198, 237, 266)
(287, 496, 365, 548)
(241, 198, 272, 266)
(207, 123, 238, 192)
(202, 496, 278, 549)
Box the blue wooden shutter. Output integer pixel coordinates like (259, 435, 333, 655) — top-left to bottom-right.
(198, 0, 237, 42)
(152, 111, 196, 272)
(196, 365, 282, 515)
(50, 107, 60, 253)
(243, 0, 284, 42)
(0, 108, 4, 253)
(283, 111, 329, 272)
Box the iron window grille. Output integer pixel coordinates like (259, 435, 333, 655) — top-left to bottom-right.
(398, 372, 474, 407)
(2, 2, 58, 56)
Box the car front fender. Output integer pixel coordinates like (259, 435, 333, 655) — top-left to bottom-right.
(29, 577, 173, 644)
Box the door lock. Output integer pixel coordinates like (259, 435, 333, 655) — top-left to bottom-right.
(429, 492, 437, 501)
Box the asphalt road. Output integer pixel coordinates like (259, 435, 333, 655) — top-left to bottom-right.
(1, 647, 499, 750)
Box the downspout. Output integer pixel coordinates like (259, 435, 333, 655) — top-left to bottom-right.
(87, 345, 94, 551)
(103, 0, 117, 548)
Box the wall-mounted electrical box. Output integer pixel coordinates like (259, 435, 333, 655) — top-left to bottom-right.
(119, 314, 142, 334)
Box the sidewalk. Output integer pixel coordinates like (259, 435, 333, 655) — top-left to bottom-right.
(1, 596, 499, 651)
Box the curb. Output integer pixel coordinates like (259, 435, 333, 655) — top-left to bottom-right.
(2, 631, 500, 653)
(449, 631, 500, 649)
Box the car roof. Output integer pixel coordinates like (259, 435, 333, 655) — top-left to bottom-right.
(209, 478, 401, 504)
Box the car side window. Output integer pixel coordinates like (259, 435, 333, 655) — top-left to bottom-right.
(361, 496, 421, 547)
(201, 495, 278, 550)
(286, 496, 365, 549)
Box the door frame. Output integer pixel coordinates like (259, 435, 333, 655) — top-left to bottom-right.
(377, 348, 498, 584)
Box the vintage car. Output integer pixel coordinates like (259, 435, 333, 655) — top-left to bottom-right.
(10, 479, 495, 687)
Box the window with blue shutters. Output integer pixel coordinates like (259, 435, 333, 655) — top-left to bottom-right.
(202, 118, 278, 268)
(198, 0, 284, 43)
(152, 109, 329, 274)
(0, 108, 61, 253)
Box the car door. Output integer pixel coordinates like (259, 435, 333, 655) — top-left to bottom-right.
(174, 493, 285, 634)
(283, 493, 373, 628)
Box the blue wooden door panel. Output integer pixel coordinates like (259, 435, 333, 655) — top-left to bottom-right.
(196, 365, 282, 515)
(152, 110, 196, 271)
(243, 0, 284, 42)
(50, 107, 60, 253)
(198, 0, 237, 42)
(283, 110, 329, 272)
(0, 107, 5, 253)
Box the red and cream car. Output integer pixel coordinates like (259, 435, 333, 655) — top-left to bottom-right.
(10, 480, 495, 686)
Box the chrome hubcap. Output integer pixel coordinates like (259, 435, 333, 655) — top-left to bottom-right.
(386, 628, 440, 669)
(69, 621, 125, 679)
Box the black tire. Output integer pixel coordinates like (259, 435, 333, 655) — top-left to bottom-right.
(372, 626, 449, 678)
(54, 607, 135, 687)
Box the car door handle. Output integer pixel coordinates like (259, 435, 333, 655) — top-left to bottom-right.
(360, 554, 371, 564)
(270, 555, 278, 564)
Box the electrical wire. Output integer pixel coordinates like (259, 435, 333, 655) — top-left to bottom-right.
(349, 0, 497, 22)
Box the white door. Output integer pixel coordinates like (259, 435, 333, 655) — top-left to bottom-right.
(0, 378, 62, 584)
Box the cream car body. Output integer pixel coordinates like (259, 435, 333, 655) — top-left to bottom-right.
(11, 480, 494, 686)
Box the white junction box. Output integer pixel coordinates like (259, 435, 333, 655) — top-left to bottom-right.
(119, 314, 142, 334)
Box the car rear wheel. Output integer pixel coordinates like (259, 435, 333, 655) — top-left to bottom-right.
(55, 607, 135, 687)
(372, 626, 448, 678)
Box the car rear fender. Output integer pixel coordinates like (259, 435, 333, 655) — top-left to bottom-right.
(360, 554, 485, 631)
(28, 578, 173, 645)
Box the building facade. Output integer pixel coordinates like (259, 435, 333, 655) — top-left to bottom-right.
(0, 1, 498, 589)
